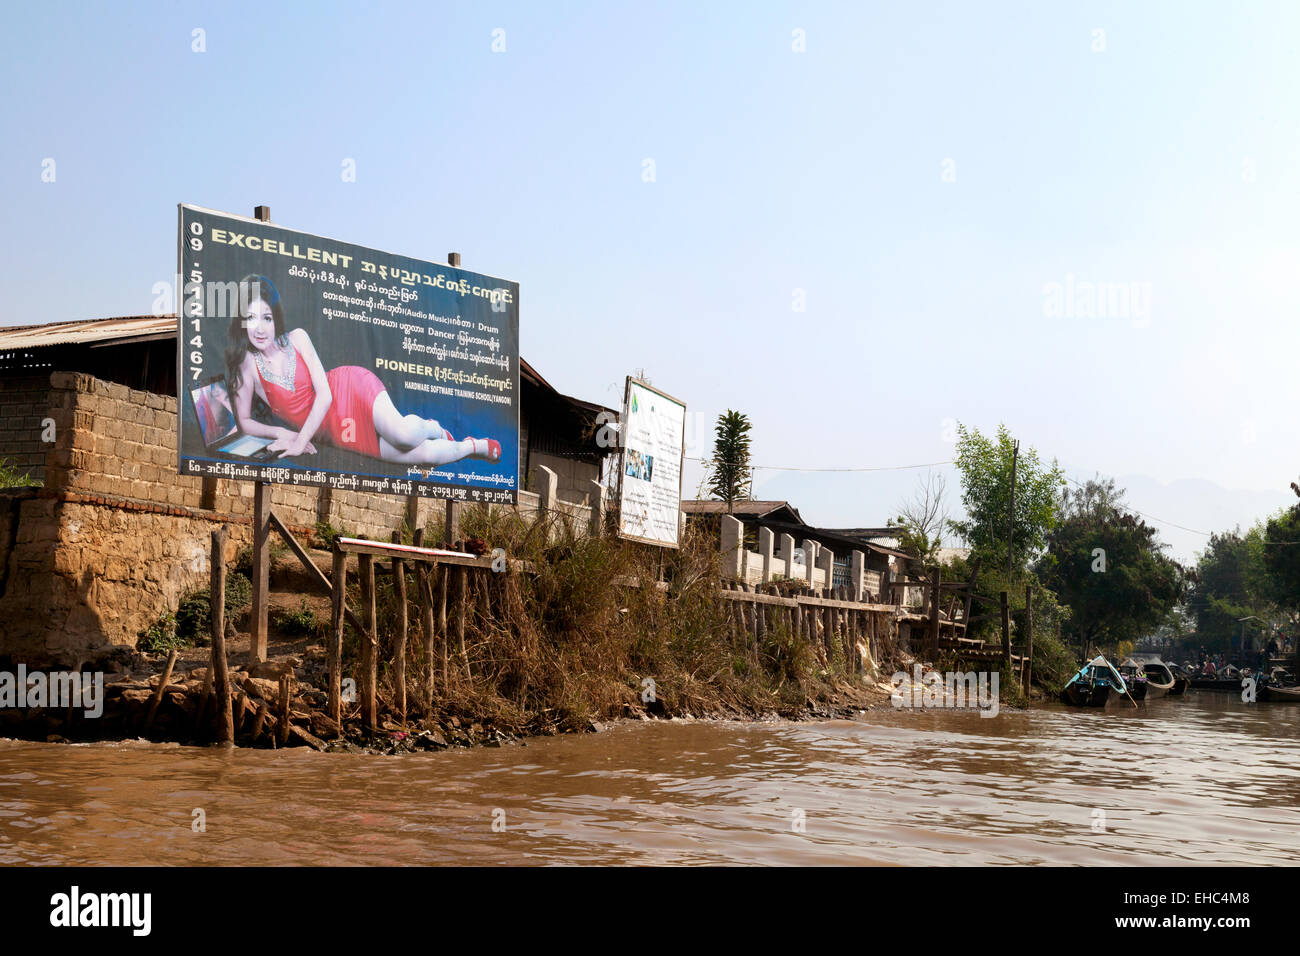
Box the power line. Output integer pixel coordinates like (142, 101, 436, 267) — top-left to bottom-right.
(685, 456, 954, 474)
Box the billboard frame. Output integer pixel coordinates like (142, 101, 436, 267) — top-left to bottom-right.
(174, 202, 521, 504)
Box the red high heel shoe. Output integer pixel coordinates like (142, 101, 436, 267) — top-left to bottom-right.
(465, 438, 501, 463)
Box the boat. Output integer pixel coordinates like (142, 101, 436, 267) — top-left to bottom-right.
(1117, 660, 1150, 701)
(1260, 683, 1300, 702)
(1165, 665, 1190, 697)
(1259, 668, 1300, 703)
(1137, 660, 1177, 699)
(1061, 656, 1135, 707)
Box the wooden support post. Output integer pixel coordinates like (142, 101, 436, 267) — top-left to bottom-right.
(329, 546, 346, 723)
(250, 481, 271, 663)
(143, 648, 178, 732)
(210, 528, 234, 744)
(1024, 584, 1034, 693)
(359, 553, 377, 732)
(445, 498, 461, 546)
(929, 566, 942, 658)
(435, 564, 449, 686)
(413, 529, 436, 708)
(1000, 590, 1011, 669)
(391, 531, 408, 722)
(453, 565, 469, 680)
(277, 673, 292, 747)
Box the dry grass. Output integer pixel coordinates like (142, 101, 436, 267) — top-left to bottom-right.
(339, 504, 858, 733)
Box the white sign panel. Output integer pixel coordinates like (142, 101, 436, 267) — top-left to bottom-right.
(617, 378, 686, 548)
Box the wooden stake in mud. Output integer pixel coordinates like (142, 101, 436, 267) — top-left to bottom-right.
(1000, 590, 1011, 668)
(329, 545, 346, 723)
(435, 563, 449, 686)
(453, 564, 469, 681)
(143, 648, 178, 732)
(929, 566, 942, 658)
(277, 673, 292, 747)
(1024, 583, 1034, 693)
(391, 531, 408, 722)
(359, 553, 378, 732)
(209, 528, 234, 744)
(413, 529, 437, 708)
(248, 701, 269, 745)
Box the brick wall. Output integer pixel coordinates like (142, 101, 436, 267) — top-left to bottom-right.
(0, 371, 605, 663)
(0, 375, 53, 483)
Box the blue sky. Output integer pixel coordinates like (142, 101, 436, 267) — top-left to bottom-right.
(2, 0, 1297, 562)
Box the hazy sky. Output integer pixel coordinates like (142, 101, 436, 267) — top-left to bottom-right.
(2, 0, 1296, 563)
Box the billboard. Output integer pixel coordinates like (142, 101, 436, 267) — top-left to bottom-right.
(616, 377, 686, 548)
(176, 205, 519, 503)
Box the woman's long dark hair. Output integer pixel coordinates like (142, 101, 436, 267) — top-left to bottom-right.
(224, 274, 287, 402)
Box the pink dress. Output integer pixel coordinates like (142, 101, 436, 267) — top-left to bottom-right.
(254, 345, 386, 457)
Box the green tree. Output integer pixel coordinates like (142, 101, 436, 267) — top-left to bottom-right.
(948, 423, 1064, 576)
(1036, 477, 1185, 657)
(1185, 526, 1272, 653)
(706, 410, 753, 514)
(1261, 479, 1300, 614)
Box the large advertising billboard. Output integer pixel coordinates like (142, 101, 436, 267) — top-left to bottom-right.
(177, 205, 519, 503)
(616, 377, 686, 548)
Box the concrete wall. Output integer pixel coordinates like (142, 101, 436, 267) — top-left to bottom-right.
(0, 371, 606, 664)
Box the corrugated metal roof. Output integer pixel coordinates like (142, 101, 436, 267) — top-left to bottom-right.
(0, 315, 175, 351)
(681, 499, 805, 522)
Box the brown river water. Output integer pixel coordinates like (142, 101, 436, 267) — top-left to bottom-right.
(1, 693, 1296, 866)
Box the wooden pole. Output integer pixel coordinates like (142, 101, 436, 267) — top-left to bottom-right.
(1000, 590, 1011, 668)
(928, 566, 942, 658)
(329, 545, 346, 723)
(1024, 583, 1034, 693)
(413, 529, 436, 708)
(277, 673, 292, 747)
(250, 480, 271, 663)
(246, 205, 278, 664)
(391, 531, 408, 722)
(435, 564, 449, 686)
(210, 528, 234, 744)
(143, 648, 178, 732)
(1006, 439, 1019, 581)
(359, 553, 377, 732)
(194, 664, 212, 732)
(454, 565, 469, 681)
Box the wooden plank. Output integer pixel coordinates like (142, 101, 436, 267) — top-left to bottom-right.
(336, 536, 494, 567)
(719, 590, 797, 608)
(794, 594, 897, 612)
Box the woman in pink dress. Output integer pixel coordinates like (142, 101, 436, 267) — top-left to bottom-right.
(223, 275, 500, 466)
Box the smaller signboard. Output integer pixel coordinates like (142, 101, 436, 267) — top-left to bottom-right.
(616, 377, 686, 548)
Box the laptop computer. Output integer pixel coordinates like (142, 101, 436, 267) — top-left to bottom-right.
(189, 376, 279, 461)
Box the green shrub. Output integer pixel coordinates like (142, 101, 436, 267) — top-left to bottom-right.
(273, 598, 318, 637)
(0, 458, 37, 489)
(139, 611, 184, 653)
(314, 520, 343, 550)
(174, 572, 253, 644)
